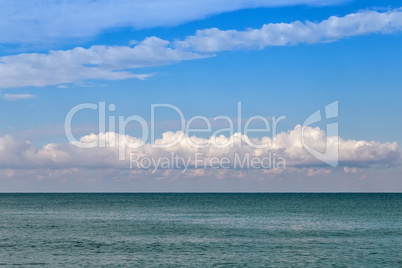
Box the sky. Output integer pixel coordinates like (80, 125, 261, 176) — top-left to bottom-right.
(0, 0, 401, 192)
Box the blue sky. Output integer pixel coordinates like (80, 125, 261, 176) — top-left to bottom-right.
(0, 0, 401, 192)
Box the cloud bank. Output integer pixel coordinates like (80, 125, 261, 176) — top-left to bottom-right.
(0, 0, 348, 44)
(1, 9, 401, 89)
(0, 125, 399, 170)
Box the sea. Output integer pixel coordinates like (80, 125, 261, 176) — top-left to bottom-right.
(0, 193, 400, 267)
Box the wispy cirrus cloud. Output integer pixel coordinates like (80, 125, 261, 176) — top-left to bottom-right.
(1, 9, 401, 89)
(176, 9, 402, 52)
(0, 37, 205, 88)
(0, 0, 349, 44)
(1, 93, 35, 101)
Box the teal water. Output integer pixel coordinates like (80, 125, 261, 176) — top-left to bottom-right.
(0, 193, 401, 267)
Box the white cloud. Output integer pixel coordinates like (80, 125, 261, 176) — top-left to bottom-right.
(0, 125, 399, 170)
(1, 9, 402, 88)
(176, 9, 402, 52)
(0, 37, 205, 88)
(1, 93, 35, 101)
(0, 0, 348, 44)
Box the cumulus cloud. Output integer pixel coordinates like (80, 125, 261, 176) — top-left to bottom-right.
(0, 125, 399, 171)
(1, 9, 402, 88)
(1, 93, 35, 101)
(1, 125, 400, 192)
(0, 0, 348, 44)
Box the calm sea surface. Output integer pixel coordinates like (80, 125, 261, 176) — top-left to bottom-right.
(0, 193, 400, 267)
